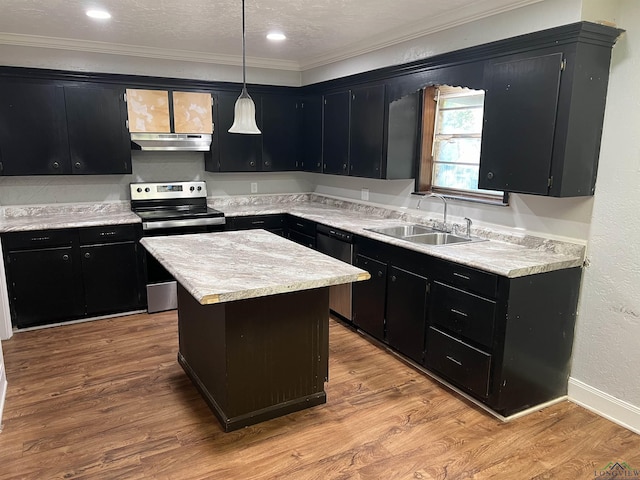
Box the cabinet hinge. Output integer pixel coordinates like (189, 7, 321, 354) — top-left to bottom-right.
(548, 176, 553, 188)
(123, 92, 127, 102)
(561, 59, 566, 71)
(125, 119, 129, 131)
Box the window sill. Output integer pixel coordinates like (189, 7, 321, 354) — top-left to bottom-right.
(412, 190, 509, 207)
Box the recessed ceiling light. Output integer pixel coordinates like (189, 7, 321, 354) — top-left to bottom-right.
(266, 32, 286, 41)
(86, 9, 111, 20)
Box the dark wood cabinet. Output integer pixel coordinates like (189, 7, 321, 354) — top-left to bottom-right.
(320, 86, 419, 180)
(353, 234, 582, 416)
(479, 33, 618, 197)
(0, 80, 130, 176)
(386, 265, 429, 364)
(286, 216, 317, 249)
(79, 225, 144, 315)
(300, 96, 323, 172)
(3, 231, 84, 328)
(65, 85, 131, 174)
(352, 254, 386, 341)
(2, 224, 145, 329)
(322, 91, 350, 175)
(213, 91, 263, 172)
(349, 85, 385, 177)
(0, 81, 70, 175)
(262, 94, 300, 171)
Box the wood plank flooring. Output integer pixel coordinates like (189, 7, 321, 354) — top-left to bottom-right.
(0, 311, 638, 479)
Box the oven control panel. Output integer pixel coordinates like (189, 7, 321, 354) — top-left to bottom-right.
(130, 181, 207, 200)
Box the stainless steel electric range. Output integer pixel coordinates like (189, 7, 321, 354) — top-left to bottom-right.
(130, 181, 225, 313)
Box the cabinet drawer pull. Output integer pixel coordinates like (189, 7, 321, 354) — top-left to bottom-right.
(52, 161, 60, 169)
(99, 231, 117, 237)
(446, 355, 462, 366)
(74, 162, 82, 169)
(453, 272, 470, 280)
(391, 275, 397, 282)
(450, 308, 468, 317)
(62, 254, 69, 261)
(84, 252, 91, 259)
(296, 223, 305, 228)
(377, 270, 383, 277)
(30, 236, 51, 242)
(251, 220, 265, 225)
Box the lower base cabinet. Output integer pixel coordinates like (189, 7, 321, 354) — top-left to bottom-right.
(2, 225, 145, 329)
(353, 235, 582, 417)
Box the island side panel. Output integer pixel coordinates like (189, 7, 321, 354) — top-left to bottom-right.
(176, 283, 330, 432)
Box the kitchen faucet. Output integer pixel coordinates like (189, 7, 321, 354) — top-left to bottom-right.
(417, 193, 449, 232)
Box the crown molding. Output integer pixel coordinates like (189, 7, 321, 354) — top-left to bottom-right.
(299, 0, 543, 70)
(0, 33, 302, 72)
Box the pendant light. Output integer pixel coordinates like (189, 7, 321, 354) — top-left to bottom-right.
(228, 0, 261, 134)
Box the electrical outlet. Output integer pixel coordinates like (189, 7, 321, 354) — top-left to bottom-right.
(361, 188, 369, 201)
(251, 182, 258, 193)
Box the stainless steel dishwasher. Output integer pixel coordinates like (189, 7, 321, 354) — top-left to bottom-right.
(316, 224, 354, 321)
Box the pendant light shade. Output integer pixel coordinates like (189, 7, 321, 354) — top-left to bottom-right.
(229, 0, 261, 134)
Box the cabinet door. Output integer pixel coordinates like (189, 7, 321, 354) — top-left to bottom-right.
(349, 85, 385, 178)
(65, 85, 131, 174)
(125, 89, 171, 133)
(322, 91, 350, 175)
(6, 246, 84, 328)
(81, 241, 142, 315)
(173, 91, 213, 134)
(301, 96, 323, 172)
(0, 81, 70, 175)
(262, 94, 299, 171)
(352, 254, 387, 341)
(479, 53, 563, 194)
(217, 91, 263, 172)
(386, 265, 429, 363)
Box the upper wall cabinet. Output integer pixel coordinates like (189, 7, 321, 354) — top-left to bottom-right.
(300, 95, 323, 173)
(321, 85, 419, 180)
(0, 79, 130, 176)
(207, 91, 262, 172)
(478, 28, 621, 197)
(125, 89, 213, 134)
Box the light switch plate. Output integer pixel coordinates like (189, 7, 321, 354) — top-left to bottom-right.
(361, 188, 369, 201)
(251, 182, 258, 193)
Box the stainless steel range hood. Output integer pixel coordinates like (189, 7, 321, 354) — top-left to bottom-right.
(130, 133, 212, 152)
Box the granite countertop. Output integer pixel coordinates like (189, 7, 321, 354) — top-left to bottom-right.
(140, 230, 370, 305)
(0, 202, 140, 233)
(0, 194, 585, 279)
(216, 200, 585, 279)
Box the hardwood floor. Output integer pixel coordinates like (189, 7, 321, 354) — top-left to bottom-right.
(0, 312, 638, 479)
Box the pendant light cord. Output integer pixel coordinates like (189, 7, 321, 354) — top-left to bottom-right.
(242, 0, 247, 89)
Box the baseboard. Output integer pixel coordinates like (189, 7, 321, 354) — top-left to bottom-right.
(0, 363, 6, 431)
(568, 377, 640, 435)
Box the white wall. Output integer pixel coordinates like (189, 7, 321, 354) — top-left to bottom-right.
(568, 0, 640, 434)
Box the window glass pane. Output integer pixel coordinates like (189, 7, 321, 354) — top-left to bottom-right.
(439, 95, 484, 109)
(433, 137, 481, 165)
(436, 108, 483, 134)
(433, 163, 480, 191)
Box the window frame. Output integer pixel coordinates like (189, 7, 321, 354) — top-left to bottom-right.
(416, 85, 508, 206)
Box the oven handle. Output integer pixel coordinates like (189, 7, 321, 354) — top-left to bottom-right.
(143, 217, 226, 230)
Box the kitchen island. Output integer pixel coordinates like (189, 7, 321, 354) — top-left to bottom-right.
(140, 230, 369, 431)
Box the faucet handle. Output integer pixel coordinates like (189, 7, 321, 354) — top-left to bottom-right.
(464, 217, 472, 238)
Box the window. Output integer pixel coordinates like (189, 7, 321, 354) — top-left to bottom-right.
(418, 85, 506, 203)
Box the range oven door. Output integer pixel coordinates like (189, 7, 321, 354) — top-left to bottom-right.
(142, 224, 223, 313)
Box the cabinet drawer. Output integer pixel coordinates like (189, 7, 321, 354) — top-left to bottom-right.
(227, 215, 285, 231)
(287, 216, 317, 237)
(2, 229, 76, 250)
(426, 327, 492, 398)
(430, 281, 496, 349)
(79, 224, 138, 245)
(432, 259, 498, 298)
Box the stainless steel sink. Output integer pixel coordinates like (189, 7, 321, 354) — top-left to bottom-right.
(365, 224, 437, 238)
(405, 232, 473, 245)
(365, 224, 486, 246)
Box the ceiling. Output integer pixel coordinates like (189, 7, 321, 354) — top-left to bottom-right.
(0, 0, 542, 71)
